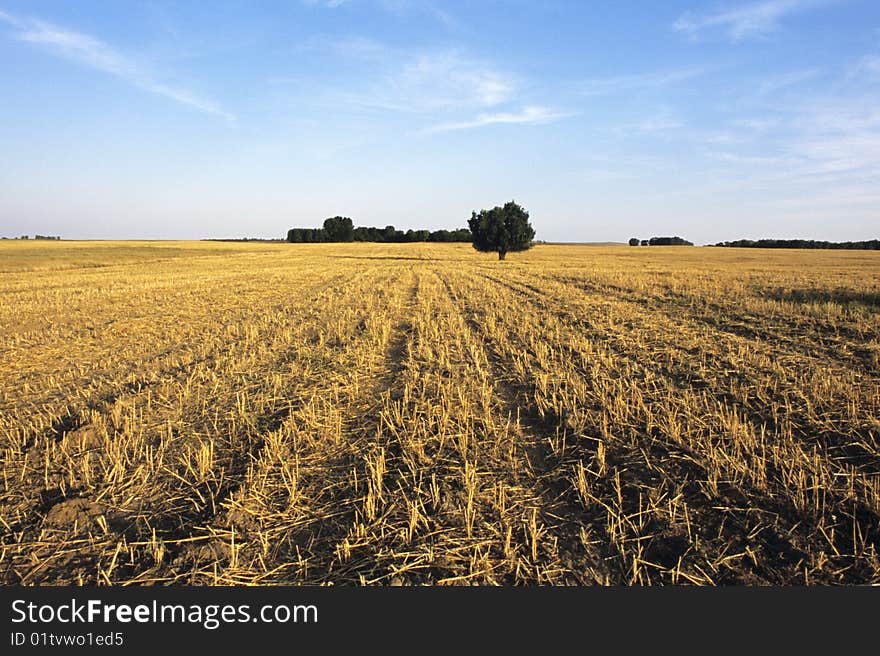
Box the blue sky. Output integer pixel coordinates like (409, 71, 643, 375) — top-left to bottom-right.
(1, 0, 878, 242)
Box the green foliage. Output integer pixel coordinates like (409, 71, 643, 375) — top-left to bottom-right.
(715, 238, 880, 250)
(648, 236, 693, 246)
(286, 228, 327, 243)
(290, 222, 471, 243)
(323, 216, 355, 242)
(467, 201, 535, 260)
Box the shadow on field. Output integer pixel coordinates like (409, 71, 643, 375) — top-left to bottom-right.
(765, 287, 880, 308)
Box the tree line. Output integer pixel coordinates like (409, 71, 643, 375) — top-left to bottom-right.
(287, 216, 472, 243)
(628, 236, 693, 246)
(286, 202, 535, 260)
(1, 235, 61, 240)
(714, 239, 880, 250)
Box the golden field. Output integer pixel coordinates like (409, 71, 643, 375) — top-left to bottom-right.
(1, 239, 878, 585)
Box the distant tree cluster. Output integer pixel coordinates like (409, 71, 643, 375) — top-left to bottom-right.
(1, 235, 61, 240)
(285, 228, 331, 243)
(650, 236, 693, 246)
(629, 236, 693, 246)
(322, 216, 354, 242)
(287, 216, 471, 243)
(714, 239, 880, 250)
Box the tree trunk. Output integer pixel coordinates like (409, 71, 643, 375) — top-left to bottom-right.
(498, 251, 507, 260)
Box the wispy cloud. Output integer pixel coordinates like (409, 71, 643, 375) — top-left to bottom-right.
(673, 0, 827, 42)
(615, 114, 684, 137)
(302, 0, 351, 8)
(312, 35, 390, 60)
(0, 10, 232, 120)
(400, 51, 515, 107)
(857, 55, 880, 75)
(285, 38, 570, 131)
(578, 69, 703, 96)
(427, 106, 571, 132)
(296, 41, 519, 112)
(379, 0, 456, 27)
(756, 68, 820, 95)
(704, 91, 880, 192)
(792, 105, 880, 176)
(302, 0, 455, 26)
(710, 151, 794, 165)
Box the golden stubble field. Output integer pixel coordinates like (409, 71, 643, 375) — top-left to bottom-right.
(1, 239, 878, 585)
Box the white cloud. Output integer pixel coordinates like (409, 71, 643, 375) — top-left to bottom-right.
(0, 10, 232, 120)
(673, 0, 827, 41)
(616, 115, 684, 136)
(705, 93, 880, 203)
(399, 52, 515, 107)
(315, 35, 389, 60)
(427, 106, 572, 132)
(729, 117, 784, 132)
(796, 131, 880, 175)
(286, 38, 564, 132)
(710, 151, 794, 165)
(302, 0, 454, 26)
(756, 68, 820, 94)
(298, 41, 519, 112)
(0, 10, 22, 26)
(857, 55, 880, 75)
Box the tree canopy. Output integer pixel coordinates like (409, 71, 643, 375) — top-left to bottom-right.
(323, 216, 355, 242)
(467, 201, 535, 260)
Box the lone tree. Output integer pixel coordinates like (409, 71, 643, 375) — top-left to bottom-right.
(628, 237, 640, 246)
(323, 216, 354, 242)
(468, 201, 535, 260)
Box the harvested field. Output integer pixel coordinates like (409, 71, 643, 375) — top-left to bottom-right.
(1, 240, 878, 585)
